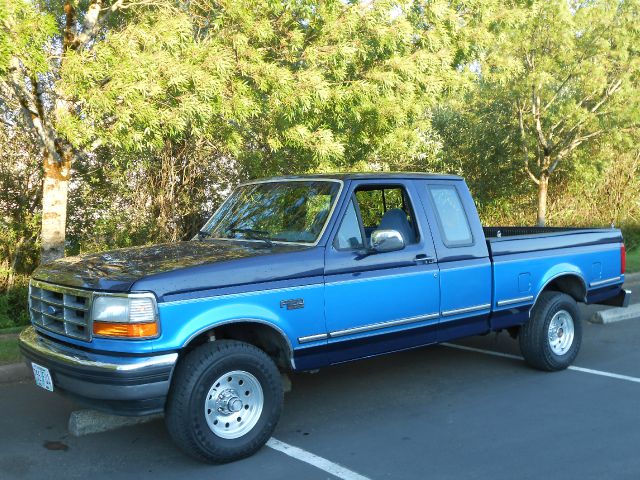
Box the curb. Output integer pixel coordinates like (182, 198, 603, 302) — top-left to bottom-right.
(0, 362, 31, 384)
(590, 303, 640, 325)
(69, 410, 163, 437)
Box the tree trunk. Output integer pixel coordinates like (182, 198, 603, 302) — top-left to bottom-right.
(40, 154, 71, 264)
(536, 173, 549, 227)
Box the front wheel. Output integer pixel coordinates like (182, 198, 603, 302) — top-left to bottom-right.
(165, 340, 283, 463)
(519, 291, 582, 371)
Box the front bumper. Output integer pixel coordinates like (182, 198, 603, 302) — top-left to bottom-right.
(19, 327, 178, 416)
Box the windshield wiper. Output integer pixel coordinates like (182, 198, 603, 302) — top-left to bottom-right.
(228, 228, 274, 247)
(197, 230, 212, 239)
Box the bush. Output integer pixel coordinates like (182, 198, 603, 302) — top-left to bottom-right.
(0, 275, 30, 330)
(621, 224, 640, 252)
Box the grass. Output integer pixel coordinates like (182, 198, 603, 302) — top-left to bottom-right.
(0, 326, 25, 366)
(0, 326, 26, 335)
(0, 336, 21, 365)
(627, 247, 640, 274)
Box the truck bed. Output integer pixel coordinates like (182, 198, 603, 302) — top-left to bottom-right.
(483, 226, 623, 257)
(484, 226, 588, 237)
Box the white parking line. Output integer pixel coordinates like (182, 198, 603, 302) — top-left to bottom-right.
(267, 438, 371, 480)
(442, 343, 640, 384)
(567, 365, 640, 383)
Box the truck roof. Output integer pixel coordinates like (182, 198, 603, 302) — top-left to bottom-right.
(248, 172, 463, 183)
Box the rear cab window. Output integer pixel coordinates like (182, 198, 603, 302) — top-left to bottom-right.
(428, 185, 473, 247)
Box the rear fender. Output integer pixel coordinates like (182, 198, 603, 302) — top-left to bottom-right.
(529, 265, 587, 317)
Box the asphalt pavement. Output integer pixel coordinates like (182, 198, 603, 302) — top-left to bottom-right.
(1, 277, 638, 480)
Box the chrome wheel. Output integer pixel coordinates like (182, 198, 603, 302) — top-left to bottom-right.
(547, 310, 575, 356)
(204, 370, 264, 439)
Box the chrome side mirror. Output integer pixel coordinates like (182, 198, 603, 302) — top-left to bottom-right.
(370, 229, 405, 253)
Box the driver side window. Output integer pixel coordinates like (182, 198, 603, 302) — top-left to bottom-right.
(334, 184, 419, 250)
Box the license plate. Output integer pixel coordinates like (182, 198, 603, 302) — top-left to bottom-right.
(32, 363, 54, 392)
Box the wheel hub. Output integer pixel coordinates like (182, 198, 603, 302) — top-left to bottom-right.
(204, 370, 264, 439)
(547, 310, 575, 356)
(216, 389, 243, 415)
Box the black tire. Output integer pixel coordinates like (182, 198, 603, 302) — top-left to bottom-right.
(165, 340, 283, 464)
(519, 291, 582, 371)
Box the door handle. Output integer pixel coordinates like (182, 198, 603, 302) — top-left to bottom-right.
(414, 254, 435, 264)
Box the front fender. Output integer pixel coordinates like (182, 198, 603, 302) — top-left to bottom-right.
(154, 283, 326, 352)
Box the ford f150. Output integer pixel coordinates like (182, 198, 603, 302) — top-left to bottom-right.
(19, 173, 631, 463)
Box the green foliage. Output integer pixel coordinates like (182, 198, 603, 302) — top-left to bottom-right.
(0, 119, 42, 284)
(627, 246, 640, 273)
(356, 187, 405, 228)
(0, 0, 57, 74)
(58, 0, 468, 177)
(0, 275, 30, 330)
(433, 0, 640, 225)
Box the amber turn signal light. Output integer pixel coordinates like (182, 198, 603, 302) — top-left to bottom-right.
(93, 321, 158, 338)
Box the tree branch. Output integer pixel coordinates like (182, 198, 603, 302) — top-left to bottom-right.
(589, 77, 623, 114)
(543, 73, 573, 112)
(542, 23, 608, 113)
(7, 58, 62, 163)
(62, 2, 76, 52)
(531, 86, 549, 153)
(517, 101, 540, 185)
(91, 1, 173, 47)
(551, 129, 605, 172)
(75, 1, 104, 49)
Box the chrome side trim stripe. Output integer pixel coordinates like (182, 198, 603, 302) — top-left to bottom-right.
(299, 304, 495, 344)
(163, 283, 321, 306)
(496, 295, 534, 307)
(326, 270, 434, 287)
(589, 276, 622, 287)
(441, 303, 491, 317)
(329, 312, 439, 339)
(298, 333, 328, 344)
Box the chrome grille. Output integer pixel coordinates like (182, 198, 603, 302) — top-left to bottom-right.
(29, 280, 92, 341)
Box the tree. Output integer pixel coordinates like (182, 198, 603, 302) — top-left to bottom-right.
(468, 0, 640, 226)
(2, 0, 474, 263)
(58, 0, 468, 176)
(0, 0, 168, 263)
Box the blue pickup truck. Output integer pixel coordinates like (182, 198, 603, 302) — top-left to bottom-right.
(20, 173, 630, 463)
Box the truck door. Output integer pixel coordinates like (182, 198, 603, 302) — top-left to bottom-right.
(416, 180, 492, 341)
(323, 179, 440, 364)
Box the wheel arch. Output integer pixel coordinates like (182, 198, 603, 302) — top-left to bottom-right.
(529, 272, 587, 317)
(182, 319, 294, 371)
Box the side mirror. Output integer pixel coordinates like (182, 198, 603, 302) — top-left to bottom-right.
(370, 229, 405, 253)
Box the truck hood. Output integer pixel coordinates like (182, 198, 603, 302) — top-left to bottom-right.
(32, 240, 317, 294)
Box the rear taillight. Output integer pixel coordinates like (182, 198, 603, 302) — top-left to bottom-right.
(621, 244, 626, 274)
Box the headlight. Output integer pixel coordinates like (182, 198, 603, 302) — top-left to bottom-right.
(91, 293, 159, 339)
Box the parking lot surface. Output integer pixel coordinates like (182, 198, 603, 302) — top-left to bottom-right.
(1, 294, 639, 480)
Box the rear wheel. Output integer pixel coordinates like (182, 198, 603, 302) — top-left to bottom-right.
(519, 291, 582, 371)
(165, 340, 283, 463)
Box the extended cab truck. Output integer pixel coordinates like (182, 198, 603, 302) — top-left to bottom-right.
(19, 173, 631, 463)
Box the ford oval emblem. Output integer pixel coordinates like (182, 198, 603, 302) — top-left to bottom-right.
(45, 305, 60, 316)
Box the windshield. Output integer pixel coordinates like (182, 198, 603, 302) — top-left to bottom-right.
(201, 180, 342, 244)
